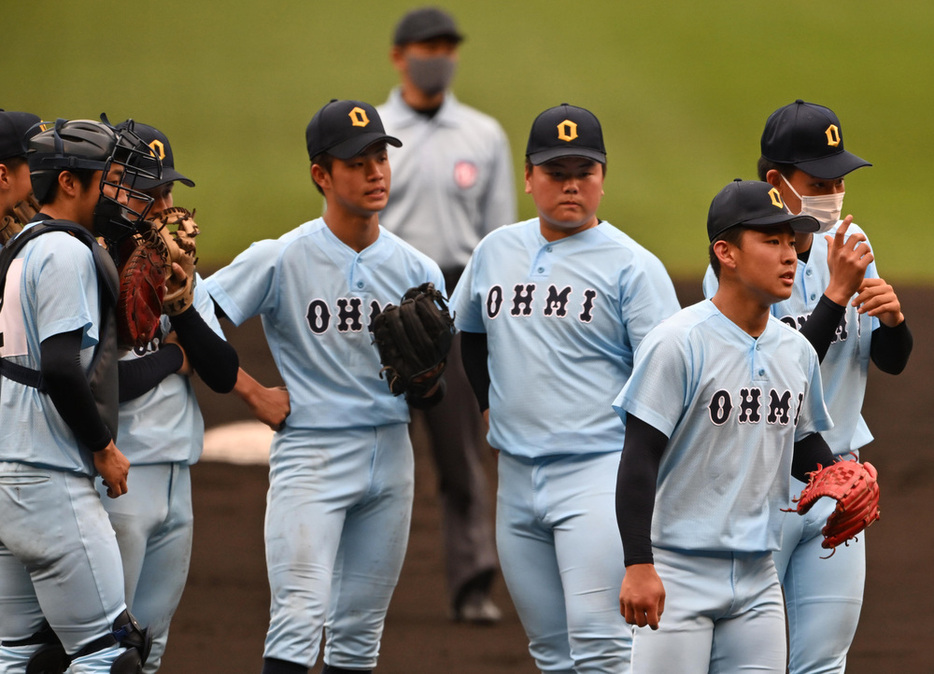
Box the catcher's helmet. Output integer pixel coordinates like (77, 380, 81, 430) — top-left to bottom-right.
(27, 118, 161, 245)
(27, 119, 117, 201)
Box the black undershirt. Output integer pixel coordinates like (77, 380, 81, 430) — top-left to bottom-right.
(41, 330, 113, 452)
(459, 331, 490, 412)
(169, 305, 239, 393)
(615, 415, 835, 566)
(795, 248, 913, 371)
(118, 345, 184, 402)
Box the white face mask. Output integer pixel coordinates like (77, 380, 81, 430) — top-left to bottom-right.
(780, 175, 844, 233)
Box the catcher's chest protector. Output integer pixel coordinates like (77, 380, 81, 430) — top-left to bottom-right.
(0, 220, 121, 437)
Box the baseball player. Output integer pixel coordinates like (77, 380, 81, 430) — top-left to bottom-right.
(0, 110, 41, 221)
(702, 100, 913, 672)
(204, 99, 446, 674)
(451, 103, 680, 672)
(0, 119, 155, 673)
(97, 120, 243, 674)
(615, 179, 836, 673)
(377, 5, 516, 623)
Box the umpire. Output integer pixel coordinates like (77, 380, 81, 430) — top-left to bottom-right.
(377, 5, 515, 623)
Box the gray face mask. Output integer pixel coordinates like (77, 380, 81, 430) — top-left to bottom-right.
(406, 55, 457, 96)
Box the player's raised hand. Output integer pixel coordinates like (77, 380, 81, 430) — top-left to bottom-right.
(620, 563, 665, 630)
(823, 216, 872, 306)
(852, 277, 905, 327)
(95, 441, 131, 498)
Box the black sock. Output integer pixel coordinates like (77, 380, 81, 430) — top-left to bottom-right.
(262, 657, 308, 674)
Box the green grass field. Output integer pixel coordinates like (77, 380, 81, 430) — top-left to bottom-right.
(5, 1, 934, 281)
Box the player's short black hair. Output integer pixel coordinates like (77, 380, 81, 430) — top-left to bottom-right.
(0, 156, 27, 171)
(310, 142, 389, 197)
(310, 152, 334, 196)
(36, 168, 97, 206)
(757, 156, 796, 182)
(708, 225, 746, 279)
(524, 157, 607, 176)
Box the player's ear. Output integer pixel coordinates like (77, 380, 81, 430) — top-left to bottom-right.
(712, 239, 738, 271)
(524, 163, 534, 194)
(310, 163, 330, 192)
(765, 169, 783, 190)
(58, 170, 80, 198)
(391, 45, 406, 73)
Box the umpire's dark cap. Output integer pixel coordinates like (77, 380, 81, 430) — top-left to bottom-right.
(0, 111, 43, 161)
(393, 7, 464, 45)
(306, 100, 402, 161)
(526, 103, 606, 166)
(707, 179, 819, 242)
(117, 121, 195, 189)
(761, 99, 870, 180)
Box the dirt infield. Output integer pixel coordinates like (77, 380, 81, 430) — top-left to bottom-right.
(162, 281, 933, 673)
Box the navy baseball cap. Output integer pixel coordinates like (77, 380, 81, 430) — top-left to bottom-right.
(393, 7, 464, 45)
(0, 110, 43, 160)
(707, 179, 819, 242)
(526, 103, 606, 165)
(305, 99, 402, 161)
(761, 100, 871, 180)
(117, 121, 195, 189)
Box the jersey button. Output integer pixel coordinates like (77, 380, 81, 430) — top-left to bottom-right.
(537, 267, 544, 273)
(758, 369, 765, 376)
(356, 281, 364, 289)
(810, 293, 816, 300)
(546, 246, 553, 253)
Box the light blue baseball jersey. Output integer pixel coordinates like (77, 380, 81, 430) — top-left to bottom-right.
(703, 220, 878, 455)
(450, 218, 680, 457)
(613, 300, 832, 553)
(377, 89, 516, 270)
(0, 226, 103, 475)
(116, 277, 224, 465)
(204, 219, 445, 430)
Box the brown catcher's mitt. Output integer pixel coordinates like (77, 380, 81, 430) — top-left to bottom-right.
(155, 207, 199, 316)
(0, 194, 41, 244)
(115, 225, 170, 349)
(371, 282, 455, 406)
(789, 459, 880, 555)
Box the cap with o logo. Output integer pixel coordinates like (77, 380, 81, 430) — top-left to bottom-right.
(760, 99, 870, 180)
(0, 110, 42, 161)
(526, 103, 606, 166)
(116, 121, 195, 189)
(707, 179, 819, 242)
(305, 99, 402, 162)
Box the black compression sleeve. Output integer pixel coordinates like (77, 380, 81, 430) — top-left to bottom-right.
(117, 345, 184, 402)
(460, 331, 490, 412)
(791, 433, 836, 483)
(170, 306, 239, 393)
(870, 319, 913, 375)
(799, 295, 846, 362)
(40, 330, 112, 451)
(616, 415, 668, 566)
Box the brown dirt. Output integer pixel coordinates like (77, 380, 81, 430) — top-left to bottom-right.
(162, 280, 934, 673)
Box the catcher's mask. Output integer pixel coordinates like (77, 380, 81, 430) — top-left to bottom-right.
(26, 117, 162, 246)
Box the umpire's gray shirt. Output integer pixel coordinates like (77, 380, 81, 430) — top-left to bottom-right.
(378, 88, 516, 273)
